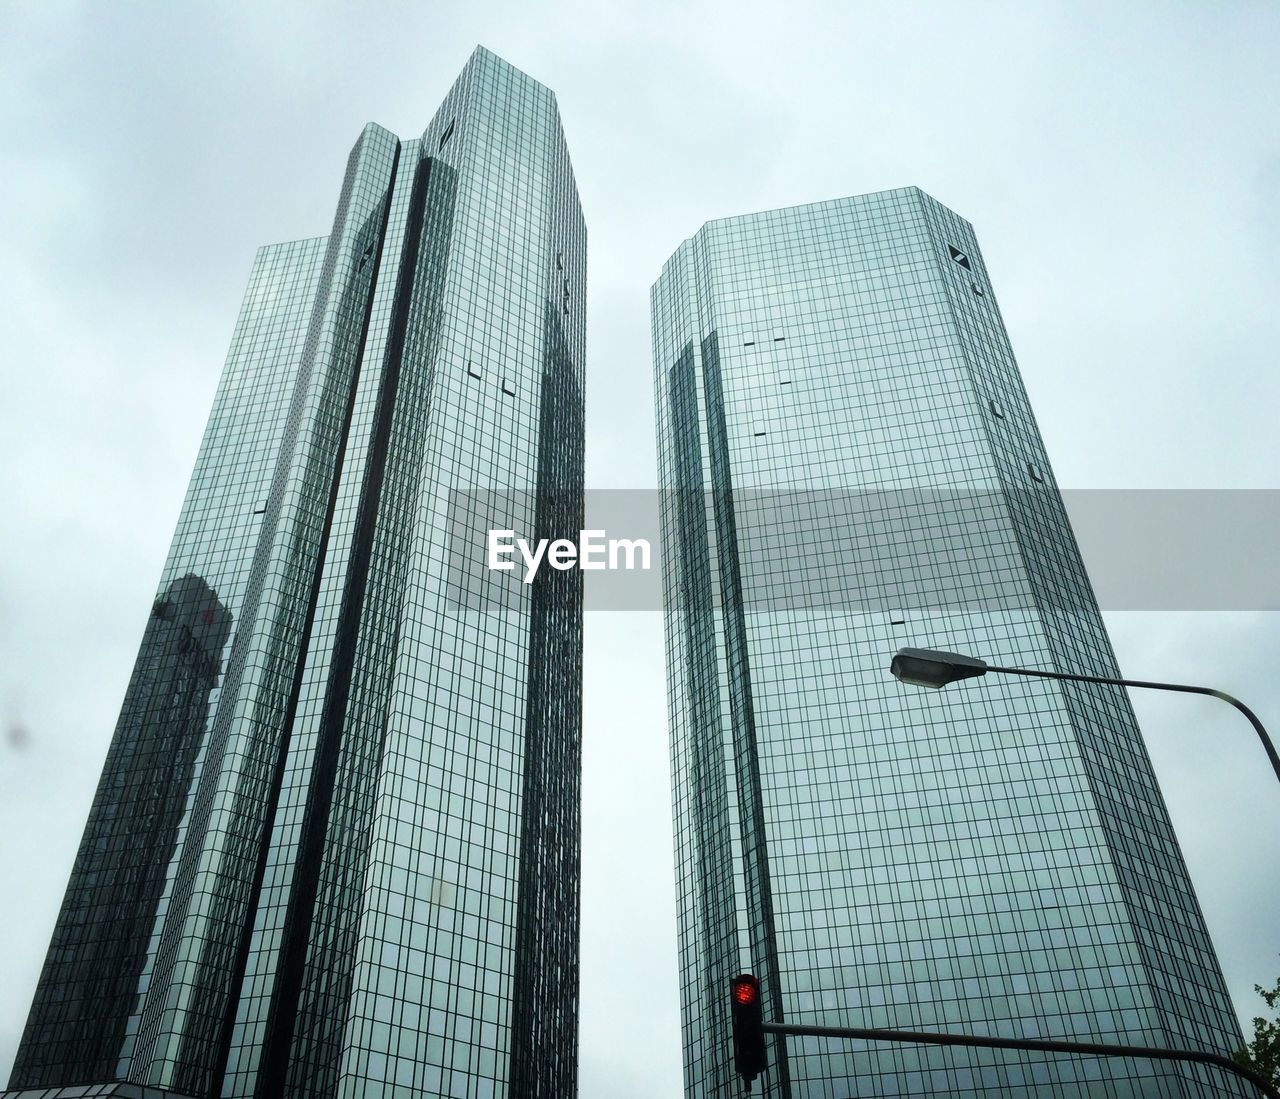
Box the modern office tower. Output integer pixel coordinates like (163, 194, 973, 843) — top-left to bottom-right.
(653, 189, 1244, 1098)
(8, 46, 584, 1099)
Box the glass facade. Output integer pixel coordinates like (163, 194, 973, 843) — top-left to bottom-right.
(653, 189, 1246, 1098)
(8, 46, 583, 1099)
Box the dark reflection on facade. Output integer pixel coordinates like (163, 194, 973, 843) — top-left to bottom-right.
(507, 299, 585, 1096)
(11, 576, 231, 1090)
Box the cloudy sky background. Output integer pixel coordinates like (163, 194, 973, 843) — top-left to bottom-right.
(1, 2, 1278, 1095)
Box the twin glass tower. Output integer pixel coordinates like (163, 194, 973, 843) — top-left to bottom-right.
(9, 48, 583, 1099)
(7, 47, 1244, 1099)
(652, 192, 1245, 1098)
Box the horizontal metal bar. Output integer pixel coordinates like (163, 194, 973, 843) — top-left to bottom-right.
(761, 1021, 1276, 1099)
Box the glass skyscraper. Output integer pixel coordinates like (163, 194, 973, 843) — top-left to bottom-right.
(653, 189, 1245, 1097)
(8, 46, 583, 1099)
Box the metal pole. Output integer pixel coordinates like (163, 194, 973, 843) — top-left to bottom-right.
(762, 1020, 1278, 1099)
(985, 664, 1280, 786)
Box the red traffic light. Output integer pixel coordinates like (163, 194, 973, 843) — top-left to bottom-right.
(732, 975, 760, 1006)
(729, 972, 767, 1084)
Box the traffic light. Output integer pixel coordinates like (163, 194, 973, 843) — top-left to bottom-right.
(730, 972, 767, 1087)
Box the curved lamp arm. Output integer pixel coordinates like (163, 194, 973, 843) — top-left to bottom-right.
(889, 648, 1280, 786)
(989, 663, 1280, 787)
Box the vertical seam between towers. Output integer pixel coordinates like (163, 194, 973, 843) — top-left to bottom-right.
(508, 292, 585, 1094)
(208, 139, 406, 1099)
(254, 147, 436, 1099)
(699, 331, 792, 1098)
(278, 150, 461, 1099)
(668, 342, 737, 1096)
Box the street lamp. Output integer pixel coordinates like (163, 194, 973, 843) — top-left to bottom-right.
(890, 646, 1280, 785)
(889, 647, 989, 688)
(719, 651, 1280, 1096)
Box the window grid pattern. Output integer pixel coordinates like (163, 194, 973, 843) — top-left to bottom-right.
(653, 188, 1245, 1098)
(917, 191, 1243, 1095)
(325, 50, 584, 1099)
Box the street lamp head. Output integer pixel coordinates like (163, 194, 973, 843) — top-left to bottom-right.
(891, 648, 989, 689)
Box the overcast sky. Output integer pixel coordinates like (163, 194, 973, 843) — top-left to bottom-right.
(1, 3, 1278, 1096)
